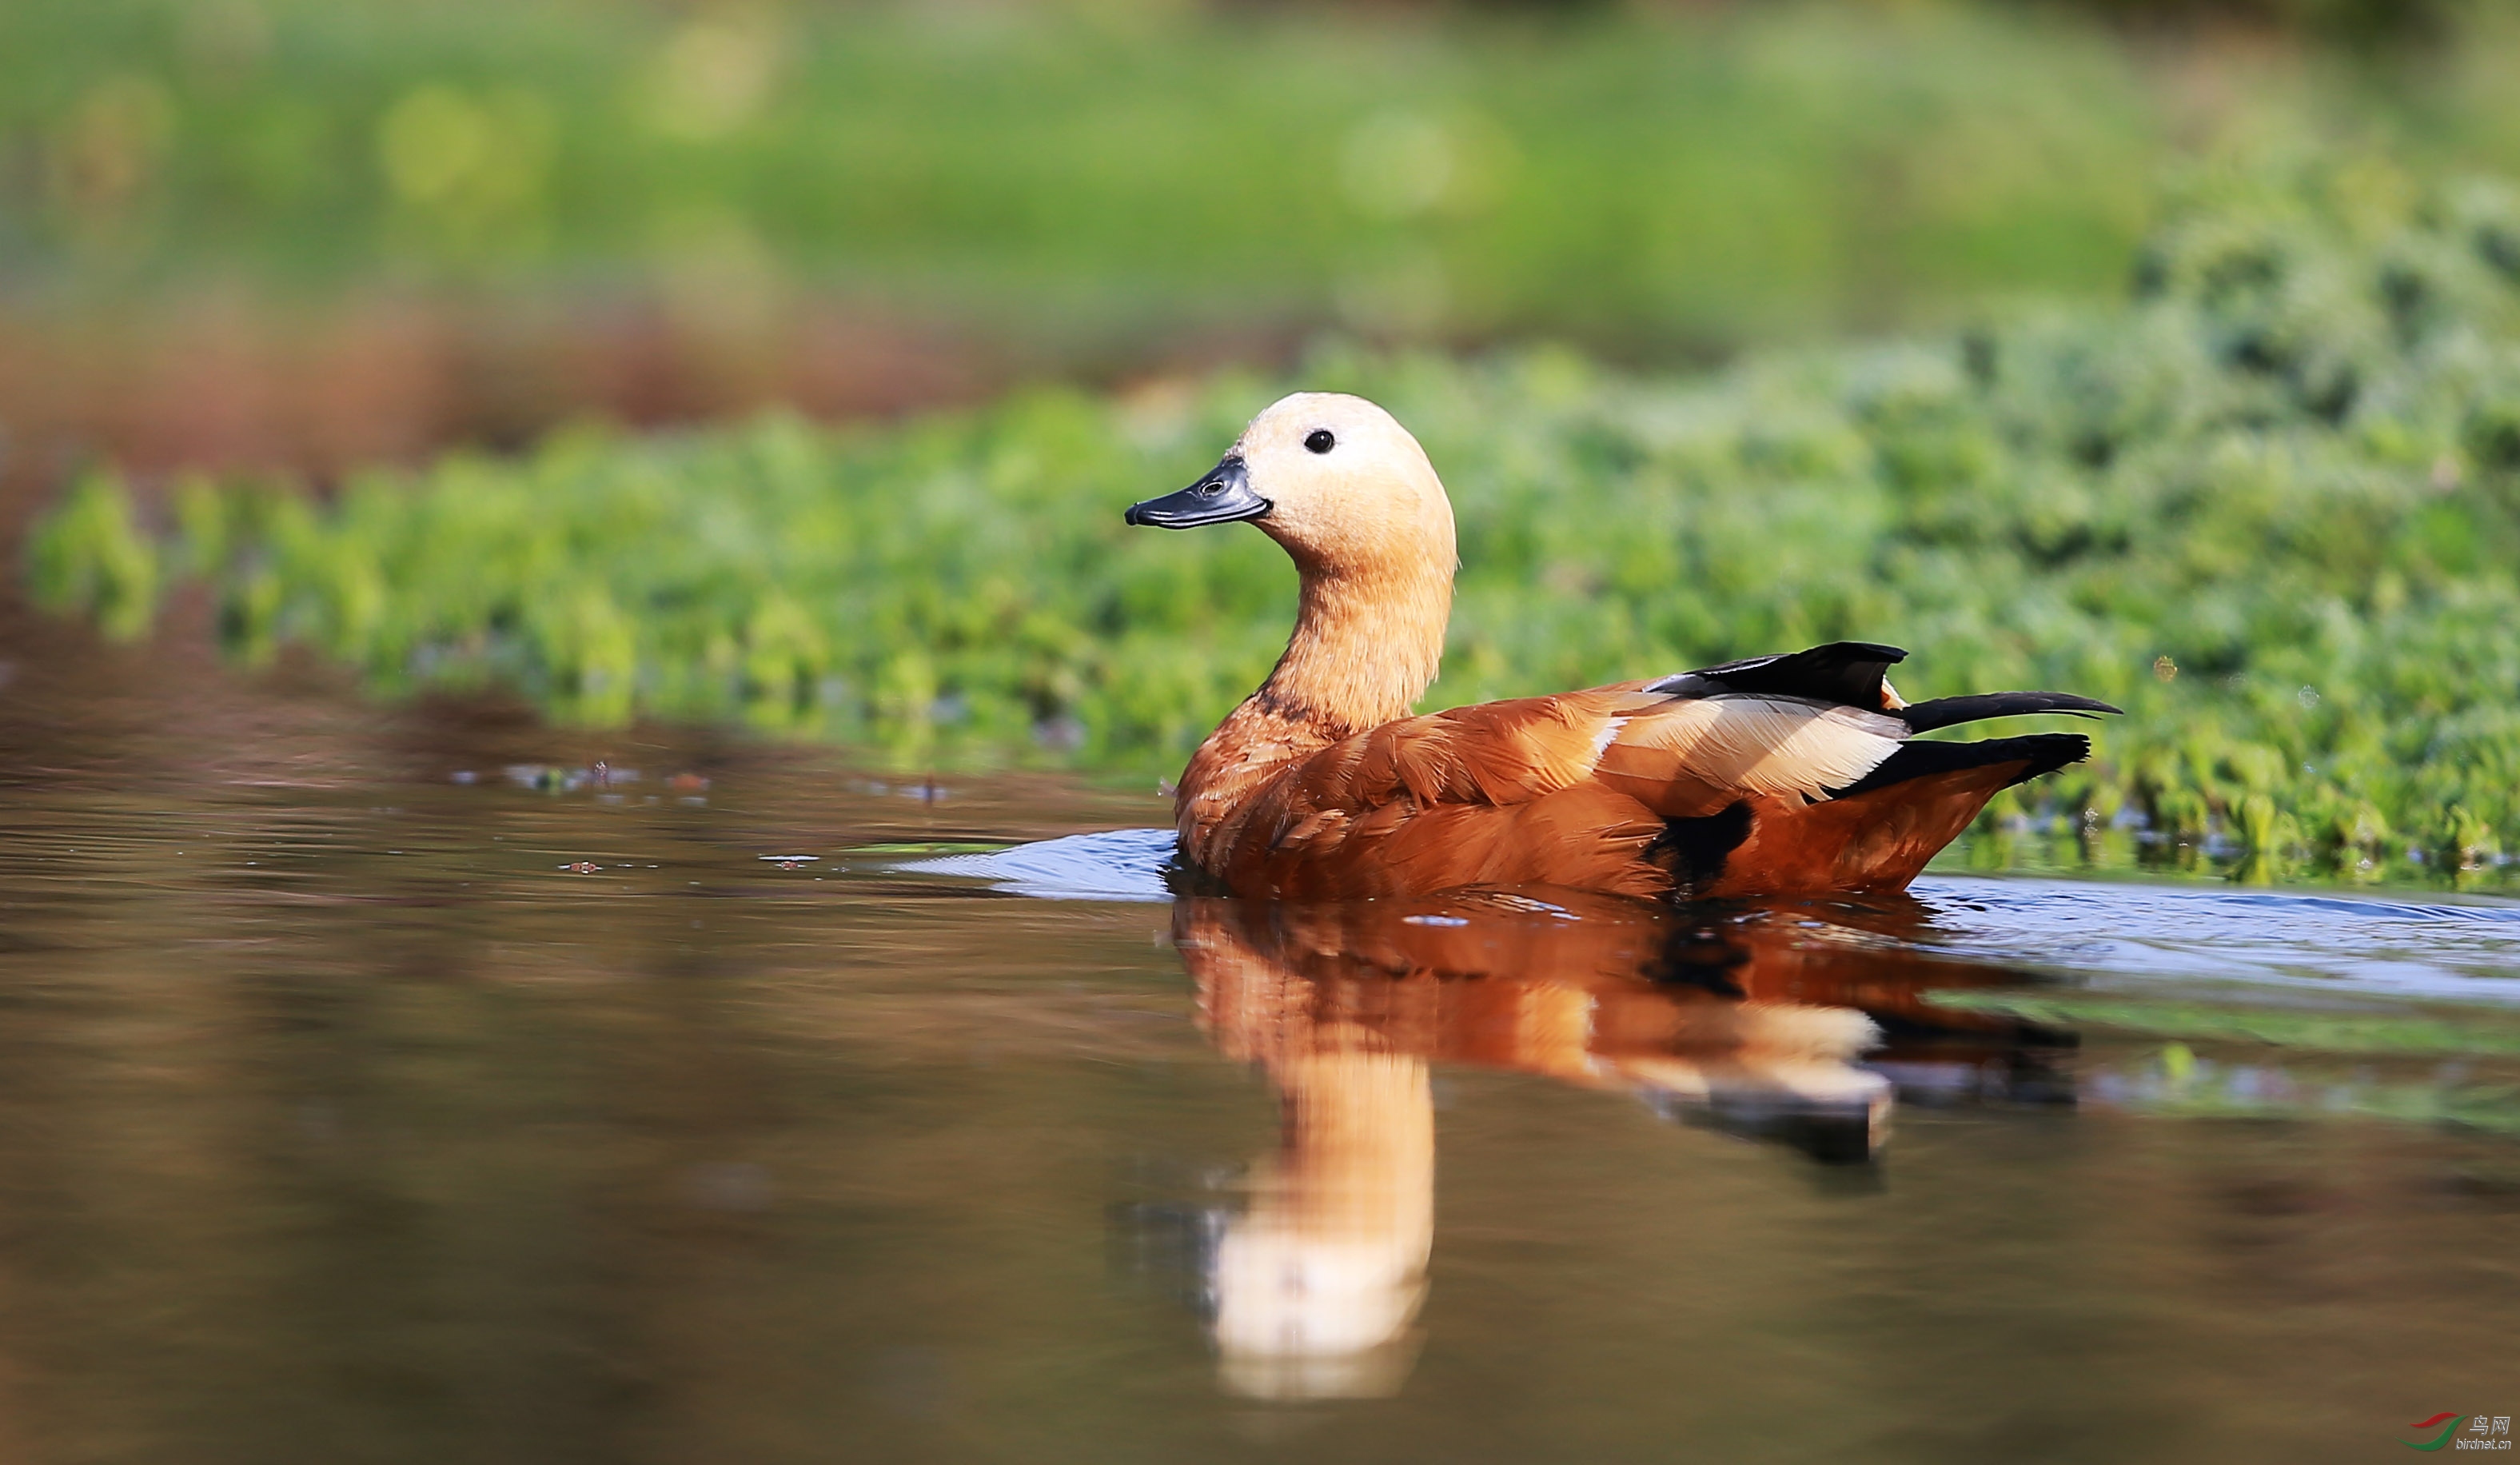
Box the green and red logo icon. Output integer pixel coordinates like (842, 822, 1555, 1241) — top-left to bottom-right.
(2405, 1415, 2470, 1451)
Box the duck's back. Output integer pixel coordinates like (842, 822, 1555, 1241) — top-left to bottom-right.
(1178, 643, 2106, 902)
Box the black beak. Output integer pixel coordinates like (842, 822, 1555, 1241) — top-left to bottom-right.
(1124, 455, 1270, 529)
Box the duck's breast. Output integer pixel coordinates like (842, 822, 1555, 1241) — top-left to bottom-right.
(1203, 692, 1677, 899)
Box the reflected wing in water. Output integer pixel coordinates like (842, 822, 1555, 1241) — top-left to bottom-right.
(1159, 889, 2067, 1399)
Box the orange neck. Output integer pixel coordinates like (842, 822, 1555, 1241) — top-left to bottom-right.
(1259, 555, 1453, 736)
(1174, 550, 1453, 848)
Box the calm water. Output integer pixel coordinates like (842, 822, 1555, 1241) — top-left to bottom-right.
(2, 604, 2518, 1465)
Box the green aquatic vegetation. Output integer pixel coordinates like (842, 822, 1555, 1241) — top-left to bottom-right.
(2089, 1042, 2520, 1135)
(1936, 992, 2520, 1137)
(26, 166, 2520, 877)
(25, 472, 158, 642)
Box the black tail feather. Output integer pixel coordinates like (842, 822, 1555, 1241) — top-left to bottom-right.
(1829, 732, 2091, 799)
(1896, 692, 2121, 732)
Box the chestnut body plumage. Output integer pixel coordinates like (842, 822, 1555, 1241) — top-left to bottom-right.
(1126, 393, 2117, 901)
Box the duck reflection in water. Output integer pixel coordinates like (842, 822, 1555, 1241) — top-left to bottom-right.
(1156, 888, 2068, 1400)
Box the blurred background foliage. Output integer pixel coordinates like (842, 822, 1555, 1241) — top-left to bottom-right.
(14, 0, 2520, 884)
(8, 0, 2179, 333)
(7, 0, 2520, 473)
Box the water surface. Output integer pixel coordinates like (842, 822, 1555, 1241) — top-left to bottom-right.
(2, 606, 2516, 1464)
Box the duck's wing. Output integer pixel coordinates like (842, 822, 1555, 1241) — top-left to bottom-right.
(1603, 639, 2118, 815)
(1206, 645, 1904, 894)
(1605, 641, 2118, 895)
(1282, 642, 1924, 818)
(1212, 641, 2117, 899)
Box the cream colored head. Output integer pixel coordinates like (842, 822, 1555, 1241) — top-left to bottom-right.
(1126, 390, 1459, 731)
(1127, 392, 1456, 582)
(1236, 393, 1455, 577)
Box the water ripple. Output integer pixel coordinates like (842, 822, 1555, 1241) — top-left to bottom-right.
(902, 831, 2520, 1004)
(1912, 876, 2520, 1004)
(898, 828, 1178, 902)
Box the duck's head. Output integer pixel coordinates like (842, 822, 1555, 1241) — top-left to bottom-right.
(1126, 392, 1455, 580)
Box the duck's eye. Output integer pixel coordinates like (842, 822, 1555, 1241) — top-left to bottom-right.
(1304, 429, 1336, 454)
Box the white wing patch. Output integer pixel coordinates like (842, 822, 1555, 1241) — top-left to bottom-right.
(1586, 715, 1632, 765)
(1609, 695, 1904, 799)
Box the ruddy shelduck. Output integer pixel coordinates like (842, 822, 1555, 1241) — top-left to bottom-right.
(1126, 392, 2118, 901)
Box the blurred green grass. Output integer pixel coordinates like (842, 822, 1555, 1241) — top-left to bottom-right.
(9, 0, 2519, 354)
(30, 159, 2520, 886)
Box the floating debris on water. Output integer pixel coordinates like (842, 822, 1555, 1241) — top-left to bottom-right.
(851, 777, 951, 803)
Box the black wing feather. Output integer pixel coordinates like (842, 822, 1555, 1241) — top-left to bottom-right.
(1643, 645, 2123, 741)
(1644, 641, 1908, 709)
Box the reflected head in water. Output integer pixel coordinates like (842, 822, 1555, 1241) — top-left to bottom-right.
(1153, 888, 2067, 1399)
(1208, 1036, 1432, 1401)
